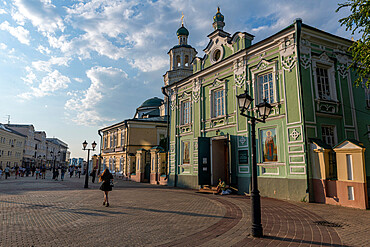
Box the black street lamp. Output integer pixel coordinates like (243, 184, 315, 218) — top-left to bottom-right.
(50, 151, 60, 179)
(236, 90, 273, 238)
(82, 140, 97, 188)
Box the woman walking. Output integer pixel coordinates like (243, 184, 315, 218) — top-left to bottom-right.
(99, 168, 113, 207)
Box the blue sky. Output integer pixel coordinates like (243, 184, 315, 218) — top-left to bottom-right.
(0, 0, 355, 158)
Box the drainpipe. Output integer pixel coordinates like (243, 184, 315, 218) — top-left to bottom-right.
(161, 87, 171, 181)
(124, 120, 129, 179)
(294, 18, 311, 201)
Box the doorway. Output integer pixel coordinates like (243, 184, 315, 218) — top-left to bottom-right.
(211, 138, 229, 186)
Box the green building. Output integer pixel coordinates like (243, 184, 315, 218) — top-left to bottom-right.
(162, 8, 370, 206)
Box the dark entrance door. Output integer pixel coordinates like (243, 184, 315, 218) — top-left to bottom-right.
(144, 164, 150, 182)
(198, 137, 211, 185)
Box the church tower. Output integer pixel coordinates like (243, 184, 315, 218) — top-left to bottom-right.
(164, 15, 197, 86)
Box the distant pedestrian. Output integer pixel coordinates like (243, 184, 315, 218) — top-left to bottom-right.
(99, 168, 113, 207)
(54, 167, 59, 181)
(41, 165, 46, 179)
(78, 166, 81, 178)
(69, 166, 74, 178)
(91, 169, 96, 183)
(36, 167, 40, 179)
(4, 166, 10, 179)
(31, 165, 36, 176)
(14, 166, 19, 179)
(60, 167, 65, 181)
(0, 167, 3, 179)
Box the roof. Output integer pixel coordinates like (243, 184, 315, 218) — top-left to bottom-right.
(333, 139, 365, 149)
(177, 25, 189, 36)
(163, 20, 353, 90)
(46, 138, 68, 148)
(0, 123, 27, 138)
(139, 97, 163, 108)
(127, 116, 167, 123)
(310, 138, 332, 149)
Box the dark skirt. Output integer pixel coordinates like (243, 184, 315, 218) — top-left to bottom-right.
(100, 181, 112, 191)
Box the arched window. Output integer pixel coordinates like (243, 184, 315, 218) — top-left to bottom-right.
(185, 55, 189, 67)
(176, 55, 181, 67)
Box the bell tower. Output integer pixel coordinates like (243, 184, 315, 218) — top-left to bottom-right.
(164, 14, 197, 86)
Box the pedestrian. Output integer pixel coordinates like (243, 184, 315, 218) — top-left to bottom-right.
(14, 165, 19, 179)
(4, 166, 10, 179)
(60, 166, 65, 181)
(41, 165, 46, 179)
(99, 168, 113, 207)
(55, 167, 59, 181)
(0, 167, 3, 179)
(36, 166, 40, 179)
(31, 165, 36, 177)
(69, 166, 74, 178)
(78, 166, 81, 178)
(91, 169, 96, 183)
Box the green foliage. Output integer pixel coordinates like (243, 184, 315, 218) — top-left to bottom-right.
(336, 0, 370, 87)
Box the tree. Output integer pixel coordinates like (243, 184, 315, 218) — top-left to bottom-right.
(336, 0, 370, 87)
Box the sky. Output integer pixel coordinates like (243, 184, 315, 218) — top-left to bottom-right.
(0, 0, 357, 158)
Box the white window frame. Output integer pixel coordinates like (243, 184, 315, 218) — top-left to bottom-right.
(312, 54, 337, 101)
(180, 100, 191, 125)
(182, 141, 190, 165)
(257, 72, 274, 104)
(347, 186, 354, 200)
(251, 60, 278, 106)
(346, 154, 353, 180)
(212, 88, 225, 118)
(321, 125, 337, 147)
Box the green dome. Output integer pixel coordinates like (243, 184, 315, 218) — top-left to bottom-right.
(213, 7, 224, 22)
(177, 25, 189, 36)
(139, 97, 163, 108)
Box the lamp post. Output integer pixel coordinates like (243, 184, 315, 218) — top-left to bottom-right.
(236, 90, 273, 238)
(82, 140, 97, 188)
(50, 151, 60, 179)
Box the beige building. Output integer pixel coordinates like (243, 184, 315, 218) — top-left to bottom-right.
(0, 124, 26, 168)
(5, 124, 36, 166)
(99, 97, 167, 179)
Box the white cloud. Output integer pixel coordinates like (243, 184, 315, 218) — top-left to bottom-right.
(37, 45, 51, 54)
(13, 0, 65, 34)
(0, 43, 7, 49)
(73, 77, 83, 83)
(0, 21, 30, 45)
(65, 66, 128, 126)
(0, 9, 6, 14)
(19, 70, 71, 99)
(129, 56, 168, 73)
(32, 56, 70, 72)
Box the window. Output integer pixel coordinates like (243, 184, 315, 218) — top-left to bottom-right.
(213, 49, 221, 61)
(347, 186, 354, 200)
(181, 101, 191, 125)
(213, 89, 225, 117)
(110, 134, 113, 148)
(346, 154, 353, 180)
(322, 126, 336, 147)
(113, 133, 116, 147)
(185, 55, 189, 67)
(104, 136, 108, 149)
(121, 130, 125, 146)
(258, 72, 274, 103)
(176, 55, 181, 67)
(316, 67, 331, 100)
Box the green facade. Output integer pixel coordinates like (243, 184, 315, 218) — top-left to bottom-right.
(163, 12, 370, 202)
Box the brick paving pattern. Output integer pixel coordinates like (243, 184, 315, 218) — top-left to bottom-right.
(0, 173, 369, 246)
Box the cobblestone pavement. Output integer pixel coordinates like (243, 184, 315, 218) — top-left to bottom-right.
(0, 174, 369, 247)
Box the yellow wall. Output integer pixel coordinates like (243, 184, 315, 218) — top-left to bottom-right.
(335, 149, 366, 183)
(0, 129, 25, 168)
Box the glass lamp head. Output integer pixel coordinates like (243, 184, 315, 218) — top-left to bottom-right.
(257, 99, 273, 119)
(236, 91, 253, 112)
(92, 141, 97, 150)
(82, 140, 88, 150)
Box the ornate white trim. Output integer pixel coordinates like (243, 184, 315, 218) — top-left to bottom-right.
(233, 57, 246, 88)
(192, 78, 201, 103)
(281, 55, 297, 72)
(300, 54, 311, 70)
(337, 63, 348, 78)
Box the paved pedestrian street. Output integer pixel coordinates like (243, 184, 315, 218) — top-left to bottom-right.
(0, 175, 369, 247)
